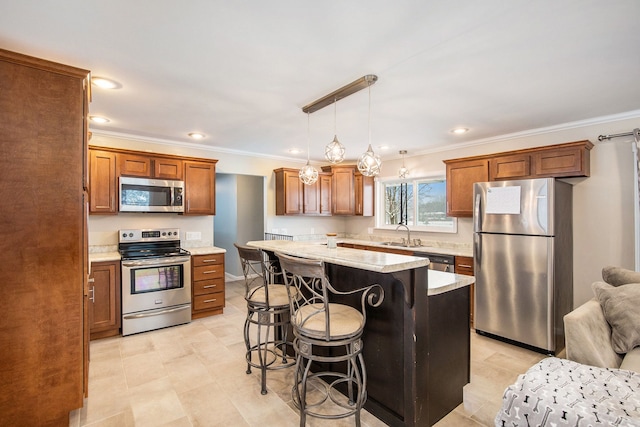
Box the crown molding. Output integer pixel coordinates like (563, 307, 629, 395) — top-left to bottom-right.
(408, 109, 640, 158)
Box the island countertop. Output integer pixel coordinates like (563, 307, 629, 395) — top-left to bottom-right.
(247, 239, 474, 296)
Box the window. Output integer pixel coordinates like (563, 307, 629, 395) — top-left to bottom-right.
(376, 176, 457, 233)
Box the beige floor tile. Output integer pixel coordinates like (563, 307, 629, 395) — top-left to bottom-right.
(122, 351, 168, 389)
(128, 377, 187, 427)
(73, 279, 547, 427)
(178, 382, 249, 427)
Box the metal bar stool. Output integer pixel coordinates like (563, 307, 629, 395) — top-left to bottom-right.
(276, 252, 384, 427)
(234, 243, 296, 395)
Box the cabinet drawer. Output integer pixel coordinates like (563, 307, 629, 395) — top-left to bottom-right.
(192, 254, 225, 267)
(193, 278, 225, 296)
(454, 256, 474, 276)
(193, 264, 224, 281)
(193, 292, 225, 311)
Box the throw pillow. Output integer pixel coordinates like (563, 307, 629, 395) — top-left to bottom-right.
(592, 281, 640, 354)
(602, 266, 640, 286)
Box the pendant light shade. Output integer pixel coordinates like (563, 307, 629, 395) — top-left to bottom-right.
(357, 83, 381, 177)
(299, 163, 319, 185)
(325, 100, 345, 164)
(357, 144, 382, 177)
(398, 150, 409, 179)
(299, 113, 318, 185)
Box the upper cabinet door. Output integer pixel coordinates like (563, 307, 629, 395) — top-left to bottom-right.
(445, 158, 489, 217)
(89, 149, 117, 214)
(154, 158, 183, 180)
(184, 160, 216, 215)
(275, 168, 303, 215)
(117, 153, 152, 177)
(331, 167, 355, 215)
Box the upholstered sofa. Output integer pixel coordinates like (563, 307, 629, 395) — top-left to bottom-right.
(495, 266, 640, 426)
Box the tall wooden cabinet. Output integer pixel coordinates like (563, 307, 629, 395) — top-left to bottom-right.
(0, 49, 90, 425)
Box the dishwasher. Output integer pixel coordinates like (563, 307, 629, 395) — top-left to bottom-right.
(413, 252, 455, 272)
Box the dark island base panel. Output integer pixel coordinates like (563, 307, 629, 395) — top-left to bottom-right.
(321, 263, 471, 427)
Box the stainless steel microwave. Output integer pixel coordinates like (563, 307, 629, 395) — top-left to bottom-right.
(119, 177, 184, 213)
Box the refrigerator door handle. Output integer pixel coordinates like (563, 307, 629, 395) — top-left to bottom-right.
(474, 233, 482, 269)
(474, 192, 482, 232)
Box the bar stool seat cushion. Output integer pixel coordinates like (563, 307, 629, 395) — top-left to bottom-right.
(247, 285, 295, 308)
(294, 303, 364, 340)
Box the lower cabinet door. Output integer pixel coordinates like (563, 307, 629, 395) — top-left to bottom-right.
(89, 261, 121, 339)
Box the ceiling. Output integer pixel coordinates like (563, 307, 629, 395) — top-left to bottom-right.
(2, 0, 640, 164)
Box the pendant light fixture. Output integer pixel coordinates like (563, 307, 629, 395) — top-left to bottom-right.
(324, 98, 345, 163)
(398, 150, 409, 179)
(299, 113, 319, 185)
(357, 81, 381, 177)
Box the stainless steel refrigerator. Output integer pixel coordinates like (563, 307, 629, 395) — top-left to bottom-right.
(473, 178, 572, 354)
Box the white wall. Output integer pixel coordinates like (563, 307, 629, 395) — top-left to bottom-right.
(90, 114, 639, 308)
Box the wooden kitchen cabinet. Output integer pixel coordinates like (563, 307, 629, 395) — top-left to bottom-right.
(532, 143, 591, 178)
(184, 160, 217, 215)
(154, 157, 183, 179)
(0, 48, 89, 424)
(454, 256, 475, 328)
(489, 153, 531, 180)
(304, 172, 332, 215)
(192, 253, 226, 319)
(118, 152, 152, 177)
(89, 148, 118, 214)
(444, 140, 593, 217)
(355, 171, 375, 216)
(330, 165, 356, 215)
(118, 153, 184, 180)
(444, 158, 489, 217)
(89, 261, 121, 340)
(275, 168, 304, 215)
(88, 146, 217, 215)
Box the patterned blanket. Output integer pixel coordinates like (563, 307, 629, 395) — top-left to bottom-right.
(495, 357, 640, 427)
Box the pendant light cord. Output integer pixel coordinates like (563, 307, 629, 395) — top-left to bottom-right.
(307, 112, 311, 162)
(368, 84, 372, 145)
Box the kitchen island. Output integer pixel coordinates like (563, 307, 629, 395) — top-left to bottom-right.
(247, 240, 474, 427)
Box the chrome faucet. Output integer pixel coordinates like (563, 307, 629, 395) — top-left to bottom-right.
(395, 223, 411, 247)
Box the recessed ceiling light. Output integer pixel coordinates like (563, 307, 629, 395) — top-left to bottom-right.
(451, 127, 469, 134)
(377, 145, 390, 151)
(289, 148, 303, 154)
(92, 77, 120, 89)
(188, 132, 205, 140)
(89, 115, 110, 124)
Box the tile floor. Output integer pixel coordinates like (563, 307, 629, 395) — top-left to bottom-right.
(69, 280, 546, 427)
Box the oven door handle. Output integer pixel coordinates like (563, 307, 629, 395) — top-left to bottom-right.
(123, 304, 191, 319)
(121, 256, 191, 267)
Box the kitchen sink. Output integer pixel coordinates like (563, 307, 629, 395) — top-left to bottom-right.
(379, 241, 422, 248)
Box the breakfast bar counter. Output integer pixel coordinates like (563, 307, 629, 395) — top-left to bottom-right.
(247, 240, 474, 427)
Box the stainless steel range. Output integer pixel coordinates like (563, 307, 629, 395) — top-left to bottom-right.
(119, 228, 192, 336)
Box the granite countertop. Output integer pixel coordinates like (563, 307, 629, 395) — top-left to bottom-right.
(338, 238, 473, 257)
(187, 246, 226, 255)
(88, 245, 226, 263)
(247, 239, 474, 295)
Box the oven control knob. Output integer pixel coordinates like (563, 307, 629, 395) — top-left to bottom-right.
(162, 232, 166, 236)
(128, 233, 133, 237)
